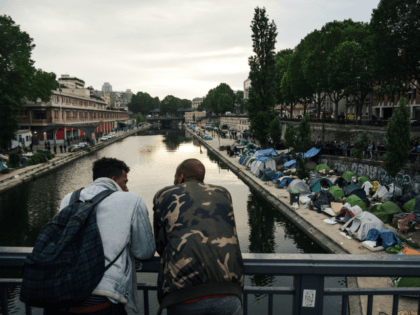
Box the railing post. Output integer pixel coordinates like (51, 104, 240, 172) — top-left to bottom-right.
(294, 275, 324, 315)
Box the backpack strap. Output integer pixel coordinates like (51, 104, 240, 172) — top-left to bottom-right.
(70, 188, 84, 205)
(104, 245, 126, 272)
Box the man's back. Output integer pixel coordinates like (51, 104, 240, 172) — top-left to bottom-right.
(153, 181, 244, 308)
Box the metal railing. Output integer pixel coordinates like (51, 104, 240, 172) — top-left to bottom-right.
(1, 247, 420, 315)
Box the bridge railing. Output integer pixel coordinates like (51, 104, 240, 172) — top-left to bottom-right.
(1, 248, 420, 315)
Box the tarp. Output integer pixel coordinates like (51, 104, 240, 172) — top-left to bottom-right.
(346, 194, 368, 212)
(254, 148, 277, 158)
(310, 178, 333, 192)
(303, 147, 322, 158)
(313, 190, 335, 210)
(314, 164, 331, 172)
(204, 136, 212, 140)
(243, 156, 252, 166)
(239, 156, 246, 164)
(342, 171, 356, 182)
(340, 212, 386, 241)
(278, 177, 294, 188)
(284, 159, 296, 170)
(369, 201, 402, 224)
(287, 179, 311, 195)
(329, 186, 345, 201)
(358, 176, 370, 187)
(361, 181, 373, 195)
(271, 171, 284, 183)
(251, 161, 264, 175)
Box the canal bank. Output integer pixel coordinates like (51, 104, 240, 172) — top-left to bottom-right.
(186, 127, 419, 315)
(0, 124, 151, 195)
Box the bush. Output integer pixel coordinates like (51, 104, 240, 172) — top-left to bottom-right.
(9, 151, 21, 168)
(84, 147, 91, 152)
(1, 168, 11, 174)
(28, 153, 49, 166)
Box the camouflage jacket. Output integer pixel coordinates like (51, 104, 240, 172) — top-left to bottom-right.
(153, 181, 244, 311)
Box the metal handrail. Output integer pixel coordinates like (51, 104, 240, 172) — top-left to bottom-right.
(1, 247, 420, 315)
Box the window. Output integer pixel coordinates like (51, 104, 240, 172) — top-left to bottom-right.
(20, 110, 28, 116)
(33, 110, 47, 120)
(54, 111, 59, 120)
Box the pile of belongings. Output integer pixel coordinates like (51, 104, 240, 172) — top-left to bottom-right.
(335, 177, 349, 189)
(372, 183, 402, 201)
(340, 210, 386, 241)
(311, 190, 335, 211)
(277, 176, 294, 188)
(366, 229, 401, 249)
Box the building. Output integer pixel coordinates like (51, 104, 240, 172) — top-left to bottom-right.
(184, 109, 206, 122)
(102, 82, 112, 93)
(10, 130, 32, 149)
(192, 97, 205, 109)
(97, 84, 133, 109)
(243, 78, 251, 99)
(18, 75, 130, 146)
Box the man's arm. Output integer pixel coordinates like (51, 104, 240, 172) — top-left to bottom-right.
(130, 197, 156, 260)
(153, 192, 167, 257)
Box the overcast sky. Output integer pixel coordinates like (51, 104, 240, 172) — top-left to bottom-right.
(2, 0, 379, 100)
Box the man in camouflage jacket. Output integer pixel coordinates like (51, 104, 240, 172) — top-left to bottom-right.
(153, 158, 244, 315)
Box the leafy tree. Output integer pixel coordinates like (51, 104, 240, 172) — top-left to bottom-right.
(294, 114, 311, 154)
(269, 117, 282, 147)
(234, 91, 244, 113)
(202, 83, 235, 114)
(8, 151, 21, 168)
(128, 92, 158, 115)
(370, 0, 420, 93)
(284, 122, 296, 152)
(274, 49, 293, 116)
(382, 98, 411, 199)
(351, 131, 369, 161)
(0, 15, 58, 150)
(296, 154, 311, 180)
(180, 99, 192, 109)
(135, 113, 146, 123)
(217, 93, 233, 114)
(160, 95, 182, 115)
(246, 7, 278, 145)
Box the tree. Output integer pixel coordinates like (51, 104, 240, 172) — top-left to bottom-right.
(294, 114, 311, 154)
(127, 92, 159, 115)
(0, 15, 58, 150)
(382, 98, 411, 199)
(269, 117, 282, 147)
(160, 95, 182, 115)
(135, 113, 146, 123)
(370, 0, 420, 93)
(246, 7, 278, 145)
(234, 91, 245, 113)
(274, 49, 293, 116)
(284, 123, 296, 152)
(351, 131, 369, 161)
(180, 99, 192, 109)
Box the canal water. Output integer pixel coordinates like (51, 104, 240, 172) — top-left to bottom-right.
(0, 127, 345, 315)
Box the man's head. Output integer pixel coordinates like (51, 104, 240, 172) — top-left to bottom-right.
(92, 157, 130, 191)
(174, 159, 205, 185)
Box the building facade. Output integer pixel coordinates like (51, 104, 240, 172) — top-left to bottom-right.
(243, 78, 251, 99)
(102, 82, 112, 93)
(192, 97, 205, 109)
(185, 110, 206, 122)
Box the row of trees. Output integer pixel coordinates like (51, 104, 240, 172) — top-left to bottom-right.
(198, 83, 244, 115)
(127, 92, 192, 116)
(246, 0, 420, 145)
(0, 15, 58, 150)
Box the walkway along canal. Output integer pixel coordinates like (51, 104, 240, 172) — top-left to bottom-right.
(1, 127, 347, 314)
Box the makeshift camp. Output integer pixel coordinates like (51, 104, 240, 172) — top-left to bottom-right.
(284, 159, 296, 170)
(251, 157, 276, 176)
(271, 172, 284, 183)
(335, 177, 349, 189)
(403, 198, 416, 213)
(314, 164, 331, 172)
(329, 186, 345, 201)
(287, 179, 311, 195)
(342, 171, 356, 182)
(309, 178, 333, 192)
(261, 169, 276, 181)
(358, 176, 370, 187)
(278, 177, 294, 188)
(345, 194, 368, 212)
(239, 156, 247, 164)
(340, 212, 387, 241)
(368, 201, 402, 224)
(254, 148, 277, 158)
(344, 184, 367, 200)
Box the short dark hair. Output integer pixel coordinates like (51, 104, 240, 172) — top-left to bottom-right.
(92, 157, 130, 181)
(176, 159, 205, 183)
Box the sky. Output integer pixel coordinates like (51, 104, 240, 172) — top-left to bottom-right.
(2, 0, 380, 100)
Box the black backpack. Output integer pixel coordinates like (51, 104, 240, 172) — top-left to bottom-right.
(20, 188, 124, 308)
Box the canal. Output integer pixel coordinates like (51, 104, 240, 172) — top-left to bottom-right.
(0, 127, 344, 315)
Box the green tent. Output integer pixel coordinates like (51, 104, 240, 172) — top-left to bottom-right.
(346, 194, 367, 212)
(369, 201, 402, 224)
(314, 164, 331, 172)
(358, 176, 370, 187)
(342, 171, 356, 182)
(329, 186, 345, 201)
(403, 198, 416, 213)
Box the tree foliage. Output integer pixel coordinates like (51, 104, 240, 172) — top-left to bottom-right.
(202, 83, 235, 114)
(127, 92, 159, 115)
(160, 95, 182, 115)
(382, 98, 411, 188)
(294, 114, 312, 153)
(284, 123, 296, 151)
(351, 131, 369, 161)
(135, 113, 146, 123)
(269, 117, 282, 145)
(246, 7, 278, 145)
(0, 15, 58, 150)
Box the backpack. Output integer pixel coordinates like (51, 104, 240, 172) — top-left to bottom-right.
(20, 188, 124, 308)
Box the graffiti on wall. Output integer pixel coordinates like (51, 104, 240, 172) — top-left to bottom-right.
(333, 162, 349, 174)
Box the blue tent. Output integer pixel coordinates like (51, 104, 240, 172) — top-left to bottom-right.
(278, 178, 294, 188)
(254, 148, 277, 158)
(239, 156, 247, 164)
(257, 156, 273, 162)
(304, 147, 321, 158)
(271, 171, 284, 183)
(284, 159, 296, 170)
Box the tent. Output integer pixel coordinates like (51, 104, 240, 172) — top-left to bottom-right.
(204, 136, 212, 140)
(287, 179, 311, 194)
(284, 159, 296, 170)
(239, 156, 247, 164)
(329, 186, 345, 201)
(254, 148, 277, 158)
(309, 178, 333, 192)
(340, 212, 386, 241)
(314, 164, 331, 172)
(344, 183, 363, 196)
(261, 169, 276, 181)
(346, 194, 368, 212)
(251, 157, 276, 176)
(368, 201, 402, 224)
(358, 176, 370, 187)
(304, 147, 322, 158)
(278, 177, 294, 188)
(271, 171, 284, 183)
(403, 198, 416, 213)
(243, 156, 252, 166)
(335, 177, 349, 189)
(245, 158, 256, 168)
(258, 167, 273, 179)
(342, 171, 356, 182)
(0, 161, 7, 169)
(361, 181, 373, 195)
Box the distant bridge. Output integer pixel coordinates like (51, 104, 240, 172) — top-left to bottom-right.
(146, 116, 185, 127)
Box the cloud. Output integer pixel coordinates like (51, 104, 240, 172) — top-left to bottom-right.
(1, 0, 379, 99)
